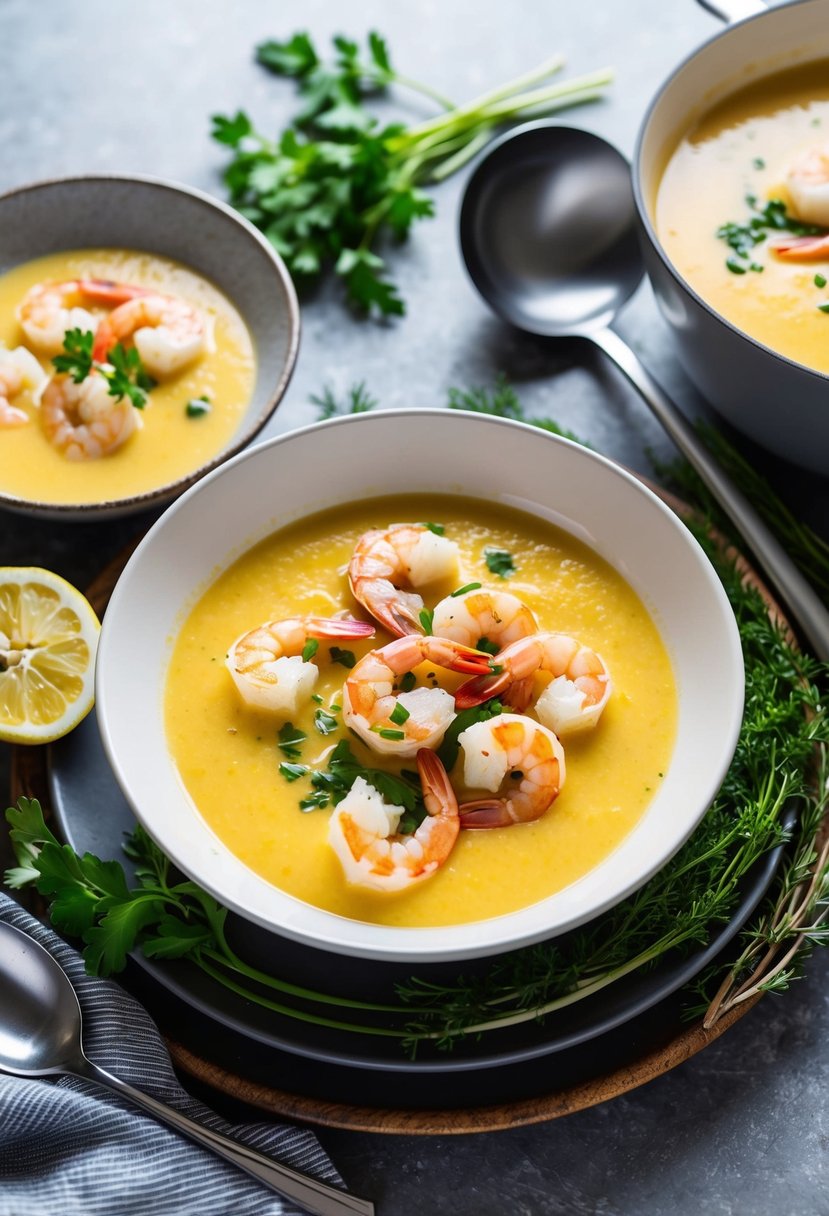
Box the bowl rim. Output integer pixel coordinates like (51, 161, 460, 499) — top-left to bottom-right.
(96, 408, 746, 962)
(0, 171, 301, 518)
(631, 0, 829, 387)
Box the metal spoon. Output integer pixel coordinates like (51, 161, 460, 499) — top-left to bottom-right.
(459, 122, 829, 661)
(0, 919, 374, 1216)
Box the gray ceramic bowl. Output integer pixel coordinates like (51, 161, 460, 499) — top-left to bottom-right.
(0, 173, 299, 518)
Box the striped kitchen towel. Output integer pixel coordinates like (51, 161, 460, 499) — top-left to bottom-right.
(0, 892, 344, 1216)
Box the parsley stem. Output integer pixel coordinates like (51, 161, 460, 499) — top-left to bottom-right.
(196, 955, 409, 1037)
(399, 53, 566, 141)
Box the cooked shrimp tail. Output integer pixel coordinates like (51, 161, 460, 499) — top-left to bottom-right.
(327, 749, 460, 892)
(771, 233, 829, 261)
(783, 141, 829, 228)
(455, 631, 611, 737)
(227, 614, 375, 716)
(348, 523, 461, 637)
(458, 713, 565, 827)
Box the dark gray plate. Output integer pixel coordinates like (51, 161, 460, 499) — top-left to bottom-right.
(47, 712, 786, 1095)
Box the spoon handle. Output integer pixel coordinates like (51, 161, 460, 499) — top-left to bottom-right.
(71, 1057, 374, 1216)
(591, 325, 829, 662)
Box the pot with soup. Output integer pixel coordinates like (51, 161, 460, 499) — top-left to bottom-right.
(634, 0, 829, 476)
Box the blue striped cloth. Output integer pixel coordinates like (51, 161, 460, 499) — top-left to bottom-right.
(0, 893, 343, 1215)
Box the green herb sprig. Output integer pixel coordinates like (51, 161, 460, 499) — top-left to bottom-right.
(213, 32, 612, 316)
(52, 328, 155, 410)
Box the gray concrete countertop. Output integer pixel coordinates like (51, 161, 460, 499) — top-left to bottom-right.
(2, 2, 829, 1213)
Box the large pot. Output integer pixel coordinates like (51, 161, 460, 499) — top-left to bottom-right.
(634, 0, 829, 476)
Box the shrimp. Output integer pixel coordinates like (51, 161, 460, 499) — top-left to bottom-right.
(0, 347, 48, 427)
(92, 292, 213, 378)
(770, 143, 829, 260)
(226, 615, 375, 716)
(327, 749, 459, 892)
(17, 278, 141, 356)
(432, 588, 538, 651)
(348, 523, 460, 636)
(455, 631, 611, 737)
(342, 634, 493, 757)
(40, 372, 140, 461)
(457, 713, 566, 827)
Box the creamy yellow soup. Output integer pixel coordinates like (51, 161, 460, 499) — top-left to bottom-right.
(656, 62, 829, 372)
(0, 249, 255, 503)
(165, 496, 677, 929)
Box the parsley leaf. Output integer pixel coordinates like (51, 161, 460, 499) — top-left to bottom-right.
(311, 381, 377, 419)
(213, 32, 612, 317)
(330, 646, 357, 668)
(52, 329, 155, 409)
(484, 548, 516, 579)
(314, 707, 339, 735)
(277, 721, 306, 760)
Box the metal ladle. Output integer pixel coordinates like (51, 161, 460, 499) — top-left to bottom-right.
(0, 919, 374, 1216)
(459, 122, 829, 661)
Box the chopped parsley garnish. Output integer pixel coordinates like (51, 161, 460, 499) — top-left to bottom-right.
(819, 303, 829, 314)
(329, 646, 356, 668)
(277, 721, 306, 759)
(815, 274, 827, 288)
(752, 157, 766, 170)
(399, 671, 417, 693)
(484, 547, 516, 578)
(372, 725, 405, 740)
(52, 328, 155, 409)
(422, 522, 445, 535)
(389, 702, 410, 725)
(314, 707, 339, 734)
(716, 196, 824, 274)
(289, 738, 426, 827)
(301, 638, 319, 662)
(451, 581, 482, 597)
(279, 762, 307, 782)
(186, 395, 212, 418)
(419, 608, 434, 633)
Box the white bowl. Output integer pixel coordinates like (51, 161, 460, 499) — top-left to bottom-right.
(96, 410, 744, 962)
(0, 174, 299, 519)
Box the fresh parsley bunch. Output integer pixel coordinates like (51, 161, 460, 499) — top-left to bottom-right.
(212, 32, 612, 316)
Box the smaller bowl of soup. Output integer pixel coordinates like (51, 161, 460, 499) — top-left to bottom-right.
(0, 174, 299, 518)
(95, 410, 744, 963)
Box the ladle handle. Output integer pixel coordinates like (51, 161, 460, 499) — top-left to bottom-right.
(70, 1057, 374, 1216)
(591, 325, 829, 662)
(696, 0, 767, 24)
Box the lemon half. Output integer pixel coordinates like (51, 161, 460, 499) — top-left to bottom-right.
(0, 567, 100, 745)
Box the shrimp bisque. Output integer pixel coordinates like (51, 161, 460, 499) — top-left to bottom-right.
(164, 496, 678, 929)
(0, 248, 255, 503)
(655, 60, 829, 374)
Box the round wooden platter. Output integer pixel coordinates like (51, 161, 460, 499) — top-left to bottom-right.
(6, 510, 790, 1135)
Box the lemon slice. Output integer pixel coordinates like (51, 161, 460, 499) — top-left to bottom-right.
(0, 567, 100, 744)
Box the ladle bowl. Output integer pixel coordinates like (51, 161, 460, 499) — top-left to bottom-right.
(458, 122, 829, 662)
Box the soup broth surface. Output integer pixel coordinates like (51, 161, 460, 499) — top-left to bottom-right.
(656, 62, 829, 372)
(165, 495, 677, 929)
(0, 248, 255, 503)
